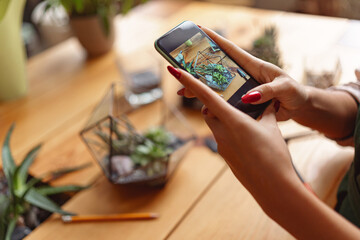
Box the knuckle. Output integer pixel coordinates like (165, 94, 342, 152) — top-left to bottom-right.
(286, 79, 298, 94)
(262, 84, 275, 97)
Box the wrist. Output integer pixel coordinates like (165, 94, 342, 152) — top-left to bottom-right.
(291, 85, 313, 120)
(257, 169, 304, 214)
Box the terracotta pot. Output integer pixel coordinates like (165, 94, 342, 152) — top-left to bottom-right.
(70, 15, 115, 57)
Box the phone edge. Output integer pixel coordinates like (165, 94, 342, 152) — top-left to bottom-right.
(154, 40, 181, 68)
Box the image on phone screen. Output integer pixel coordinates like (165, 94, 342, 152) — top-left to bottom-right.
(169, 32, 250, 101)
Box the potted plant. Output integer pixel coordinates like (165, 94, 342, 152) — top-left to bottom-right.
(0, 124, 90, 240)
(81, 82, 196, 186)
(44, 0, 148, 56)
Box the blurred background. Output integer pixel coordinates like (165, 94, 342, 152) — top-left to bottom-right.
(23, 0, 360, 57)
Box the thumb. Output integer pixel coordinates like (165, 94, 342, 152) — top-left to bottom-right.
(242, 77, 288, 104)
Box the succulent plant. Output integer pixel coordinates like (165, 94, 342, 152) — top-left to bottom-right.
(96, 122, 174, 168)
(0, 124, 89, 240)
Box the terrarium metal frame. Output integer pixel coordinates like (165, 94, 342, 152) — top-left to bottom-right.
(80, 82, 196, 186)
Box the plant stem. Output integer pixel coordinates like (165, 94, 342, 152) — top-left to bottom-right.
(5, 216, 17, 240)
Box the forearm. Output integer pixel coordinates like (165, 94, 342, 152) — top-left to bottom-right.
(259, 173, 360, 239)
(293, 86, 358, 140)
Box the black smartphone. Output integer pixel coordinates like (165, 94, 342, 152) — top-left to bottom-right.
(155, 21, 269, 119)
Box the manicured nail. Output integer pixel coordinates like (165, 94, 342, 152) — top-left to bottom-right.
(197, 25, 202, 28)
(202, 107, 208, 115)
(177, 88, 185, 96)
(241, 91, 261, 103)
(274, 100, 280, 112)
(167, 66, 181, 79)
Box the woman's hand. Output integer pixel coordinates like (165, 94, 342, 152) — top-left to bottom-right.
(168, 65, 299, 205)
(179, 26, 309, 121)
(168, 65, 360, 240)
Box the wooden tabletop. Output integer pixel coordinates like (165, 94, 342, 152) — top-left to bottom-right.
(1, 1, 360, 239)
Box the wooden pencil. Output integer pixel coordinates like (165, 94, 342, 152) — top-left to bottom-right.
(62, 213, 159, 223)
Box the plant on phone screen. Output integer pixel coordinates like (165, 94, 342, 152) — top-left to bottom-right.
(182, 60, 197, 76)
(197, 64, 229, 86)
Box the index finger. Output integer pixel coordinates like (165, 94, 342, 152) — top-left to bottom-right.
(199, 26, 265, 80)
(171, 66, 252, 125)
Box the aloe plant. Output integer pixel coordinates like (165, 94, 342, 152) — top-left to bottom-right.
(0, 124, 89, 240)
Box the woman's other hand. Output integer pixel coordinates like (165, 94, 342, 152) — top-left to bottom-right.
(178, 26, 309, 121)
(178, 26, 358, 140)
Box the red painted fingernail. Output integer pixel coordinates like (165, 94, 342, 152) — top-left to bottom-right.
(177, 88, 185, 96)
(274, 100, 280, 112)
(197, 25, 202, 28)
(202, 107, 208, 115)
(241, 91, 261, 103)
(167, 66, 181, 79)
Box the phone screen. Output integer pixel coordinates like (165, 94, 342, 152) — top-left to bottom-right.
(155, 21, 269, 119)
(169, 31, 250, 101)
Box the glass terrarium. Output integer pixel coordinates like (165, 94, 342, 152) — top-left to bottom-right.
(81, 82, 196, 186)
(303, 53, 342, 89)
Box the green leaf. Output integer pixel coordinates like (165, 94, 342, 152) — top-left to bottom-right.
(60, 0, 73, 14)
(36, 185, 89, 196)
(43, 1, 52, 13)
(2, 124, 16, 187)
(144, 127, 172, 145)
(0, 0, 10, 22)
(43, 162, 92, 182)
(17, 144, 42, 185)
(0, 221, 5, 240)
(73, 0, 84, 13)
(97, 6, 110, 36)
(21, 177, 42, 199)
(25, 189, 74, 216)
(0, 194, 10, 220)
(122, 0, 134, 14)
(4, 217, 16, 240)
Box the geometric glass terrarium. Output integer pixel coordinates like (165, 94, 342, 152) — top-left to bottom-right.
(80, 82, 196, 186)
